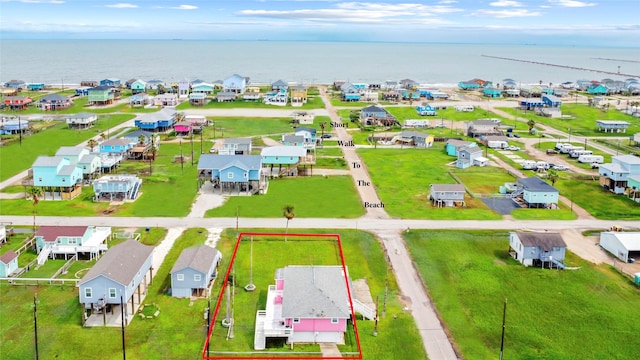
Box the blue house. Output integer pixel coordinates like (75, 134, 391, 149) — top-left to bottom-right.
(520, 98, 544, 110)
(0, 119, 29, 135)
(416, 103, 437, 116)
(34, 226, 112, 264)
(456, 146, 484, 169)
(516, 177, 559, 209)
(587, 84, 609, 95)
(261, 146, 307, 165)
(445, 139, 475, 157)
(223, 74, 247, 94)
(542, 94, 562, 107)
(4, 79, 26, 88)
(134, 108, 176, 132)
(27, 83, 45, 91)
(130, 80, 146, 94)
(483, 87, 502, 98)
(192, 83, 215, 94)
(295, 127, 317, 149)
(32, 156, 83, 200)
(509, 232, 566, 268)
(361, 105, 387, 119)
(340, 83, 361, 101)
(0, 251, 18, 277)
(99, 138, 133, 155)
(197, 154, 267, 195)
(93, 174, 142, 201)
(171, 245, 222, 298)
(458, 80, 480, 90)
(75, 86, 91, 96)
(122, 130, 158, 146)
(99, 78, 121, 87)
(271, 80, 288, 91)
(79, 240, 154, 327)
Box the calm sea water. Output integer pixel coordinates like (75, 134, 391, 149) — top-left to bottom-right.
(1, 40, 639, 86)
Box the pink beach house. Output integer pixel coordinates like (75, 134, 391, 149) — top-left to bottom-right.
(254, 265, 353, 350)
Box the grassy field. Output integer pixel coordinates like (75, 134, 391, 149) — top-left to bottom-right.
(199, 116, 328, 140)
(0, 96, 131, 115)
(358, 147, 503, 219)
(206, 176, 364, 218)
(207, 229, 426, 359)
(385, 105, 509, 123)
(404, 230, 640, 360)
(499, 104, 640, 137)
(176, 95, 325, 110)
(553, 177, 640, 220)
(0, 114, 135, 181)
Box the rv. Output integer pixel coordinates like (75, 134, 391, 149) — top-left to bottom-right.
(522, 160, 537, 170)
(555, 143, 571, 150)
(569, 149, 592, 158)
(561, 145, 583, 154)
(578, 154, 604, 163)
(536, 161, 550, 170)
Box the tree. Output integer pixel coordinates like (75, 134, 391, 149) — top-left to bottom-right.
(283, 205, 295, 241)
(547, 168, 559, 186)
(27, 187, 42, 232)
(138, 135, 146, 146)
(87, 139, 98, 152)
(349, 110, 360, 123)
(99, 132, 107, 141)
(527, 119, 536, 134)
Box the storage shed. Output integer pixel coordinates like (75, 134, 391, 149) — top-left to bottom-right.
(599, 232, 640, 263)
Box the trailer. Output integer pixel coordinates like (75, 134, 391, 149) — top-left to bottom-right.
(561, 145, 583, 154)
(578, 154, 604, 163)
(522, 160, 537, 170)
(569, 149, 592, 158)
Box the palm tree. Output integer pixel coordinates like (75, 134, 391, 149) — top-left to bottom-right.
(87, 138, 98, 152)
(548, 168, 559, 186)
(283, 205, 295, 241)
(138, 134, 146, 145)
(527, 119, 536, 134)
(27, 187, 42, 232)
(99, 132, 107, 141)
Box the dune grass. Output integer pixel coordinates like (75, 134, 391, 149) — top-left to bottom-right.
(404, 230, 640, 360)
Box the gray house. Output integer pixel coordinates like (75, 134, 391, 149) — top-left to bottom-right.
(171, 245, 222, 298)
(219, 138, 252, 155)
(429, 184, 466, 207)
(456, 146, 484, 169)
(509, 232, 567, 268)
(79, 240, 154, 326)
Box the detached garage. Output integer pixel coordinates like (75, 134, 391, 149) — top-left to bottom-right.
(599, 232, 640, 263)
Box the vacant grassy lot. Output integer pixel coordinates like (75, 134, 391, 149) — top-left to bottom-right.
(553, 177, 640, 220)
(0, 114, 135, 181)
(176, 95, 325, 110)
(358, 147, 502, 219)
(206, 176, 364, 218)
(200, 116, 327, 140)
(405, 230, 640, 360)
(0, 96, 131, 115)
(207, 229, 426, 359)
(499, 104, 640, 137)
(386, 105, 509, 123)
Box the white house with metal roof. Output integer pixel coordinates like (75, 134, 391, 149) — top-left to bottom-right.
(599, 154, 640, 194)
(65, 112, 98, 129)
(596, 120, 630, 133)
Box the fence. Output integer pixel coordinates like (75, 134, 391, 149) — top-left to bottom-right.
(0, 277, 80, 286)
(51, 254, 78, 279)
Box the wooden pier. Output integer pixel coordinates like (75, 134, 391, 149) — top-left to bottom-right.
(481, 54, 639, 78)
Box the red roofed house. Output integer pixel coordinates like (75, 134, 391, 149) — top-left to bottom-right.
(0, 250, 19, 277)
(4, 96, 33, 110)
(34, 226, 112, 265)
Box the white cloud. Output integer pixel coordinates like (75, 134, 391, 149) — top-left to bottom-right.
(174, 4, 198, 10)
(438, 0, 457, 3)
(490, 0, 523, 6)
(473, 9, 541, 18)
(105, 3, 138, 8)
(548, 0, 596, 7)
(14, 0, 65, 3)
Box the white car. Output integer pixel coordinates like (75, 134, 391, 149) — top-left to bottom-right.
(552, 165, 568, 171)
(507, 146, 520, 151)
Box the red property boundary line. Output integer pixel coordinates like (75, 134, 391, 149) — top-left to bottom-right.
(202, 232, 363, 360)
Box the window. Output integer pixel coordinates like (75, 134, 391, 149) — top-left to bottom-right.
(177, 274, 184, 281)
(194, 274, 201, 281)
(109, 288, 117, 299)
(331, 318, 339, 324)
(68, 238, 77, 245)
(85, 288, 92, 298)
(293, 318, 300, 323)
(227, 173, 234, 179)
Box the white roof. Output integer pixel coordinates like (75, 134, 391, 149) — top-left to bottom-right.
(605, 232, 640, 251)
(261, 146, 307, 157)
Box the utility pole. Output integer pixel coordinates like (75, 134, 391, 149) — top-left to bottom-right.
(200, 129, 203, 154)
(33, 295, 39, 360)
(18, 116, 23, 147)
(120, 295, 126, 360)
(499, 298, 507, 360)
(191, 132, 194, 166)
(373, 295, 379, 337)
(180, 139, 184, 175)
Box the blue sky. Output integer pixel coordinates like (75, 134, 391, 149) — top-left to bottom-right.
(1, 0, 638, 46)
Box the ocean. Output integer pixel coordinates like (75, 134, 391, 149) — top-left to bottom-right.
(1, 40, 639, 86)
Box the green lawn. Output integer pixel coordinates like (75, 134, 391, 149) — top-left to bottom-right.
(450, 168, 516, 195)
(314, 156, 348, 169)
(358, 147, 503, 219)
(554, 178, 640, 220)
(206, 176, 364, 218)
(0, 97, 130, 115)
(200, 117, 306, 140)
(404, 230, 640, 360)
(207, 229, 426, 359)
(499, 104, 640, 137)
(176, 95, 325, 110)
(385, 106, 509, 123)
(0, 114, 135, 181)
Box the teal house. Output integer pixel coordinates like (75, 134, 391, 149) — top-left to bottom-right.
(282, 135, 305, 147)
(27, 83, 45, 91)
(517, 177, 559, 209)
(130, 80, 147, 94)
(587, 84, 609, 95)
(88, 86, 115, 105)
(192, 83, 215, 94)
(32, 156, 83, 200)
(34, 226, 112, 263)
(0, 251, 18, 277)
(483, 87, 502, 98)
(458, 80, 480, 90)
(261, 146, 307, 165)
(445, 139, 475, 157)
